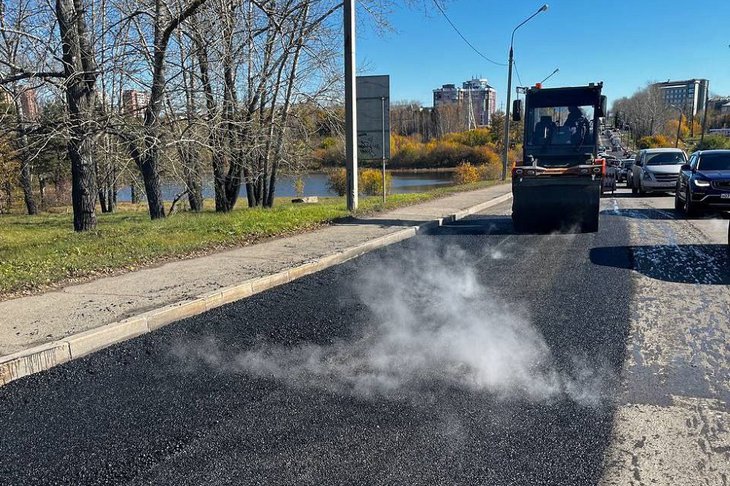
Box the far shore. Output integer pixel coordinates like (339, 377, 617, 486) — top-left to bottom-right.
(317, 167, 456, 174)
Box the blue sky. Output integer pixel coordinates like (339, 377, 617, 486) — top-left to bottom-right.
(356, 0, 730, 108)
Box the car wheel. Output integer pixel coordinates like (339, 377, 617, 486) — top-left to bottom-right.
(674, 191, 683, 211)
(684, 188, 698, 216)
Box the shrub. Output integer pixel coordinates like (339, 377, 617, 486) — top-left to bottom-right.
(360, 169, 392, 196)
(637, 135, 672, 149)
(326, 168, 392, 196)
(694, 134, 730, 151)
(327, 168, 348, 196)
(293, 176, 305, 197)
(313, 138, 345, 167)
(453, 162, 481, 184)
(443, 128, 493, 147)
(477, 163, 501, 181)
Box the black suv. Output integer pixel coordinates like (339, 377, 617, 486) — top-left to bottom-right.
(675, 150, 730, 215)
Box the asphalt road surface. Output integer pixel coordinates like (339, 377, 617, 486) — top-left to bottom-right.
(1, 189, 728, 485)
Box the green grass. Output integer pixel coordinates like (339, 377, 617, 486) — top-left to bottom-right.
(0, 180, 499, 295)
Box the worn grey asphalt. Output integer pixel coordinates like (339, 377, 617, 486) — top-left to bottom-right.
(1, 192, 726, 485)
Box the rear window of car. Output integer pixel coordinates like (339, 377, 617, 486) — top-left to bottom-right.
(698, 153, 730, 171)
(645, 152, 686, 165)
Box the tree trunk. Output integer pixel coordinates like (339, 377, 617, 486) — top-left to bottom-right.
(38, 175, 46, 209)
(131, 179, 140, 203)
(265, 4, 308, 208)
(56, 0, 99, 231)
(138, 149, 166, 219)
(17, 127, 38, 215)
(184, 148, 203, 211)
(193, 26, 230, 212)
(68, 134, 98, 231)
(98, 189, 109, 213)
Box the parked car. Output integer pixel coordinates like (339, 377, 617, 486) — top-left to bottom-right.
(618, 159, 633, 182)
(674, 150, 730, 215)
(630, 148, 687, 195)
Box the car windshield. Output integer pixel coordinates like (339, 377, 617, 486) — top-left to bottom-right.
(527, 105, 595, 147)
(645, 152, 686, 165)
(698, 153, 730, 171)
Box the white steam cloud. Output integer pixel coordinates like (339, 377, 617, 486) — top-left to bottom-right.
(173, 241, 610, 406)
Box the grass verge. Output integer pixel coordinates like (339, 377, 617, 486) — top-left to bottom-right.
(0, 180, 500, 296)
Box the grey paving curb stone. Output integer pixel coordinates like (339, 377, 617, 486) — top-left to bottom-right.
(0, 192, 512, 387)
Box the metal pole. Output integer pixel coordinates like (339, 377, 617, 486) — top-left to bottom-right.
(500, 4, 548, 181)
(344, 0, 358, 211)
(700, 81, 710, 146)
(381, 96, 386, 205)
(501, 46, 513, 181)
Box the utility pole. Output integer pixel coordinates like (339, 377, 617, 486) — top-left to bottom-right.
(501, 46, 514, 181)
(344, 0, 358, 211)
(381, 96, 386, 205)
(700, 81, 710, 146)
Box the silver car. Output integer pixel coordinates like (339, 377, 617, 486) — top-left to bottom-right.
(630, 148, 688, 195)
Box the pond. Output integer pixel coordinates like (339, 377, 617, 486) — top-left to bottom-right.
(116, 172, 455, 202)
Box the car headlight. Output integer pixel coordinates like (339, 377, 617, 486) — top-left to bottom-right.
(693, 179, 710, 187)
(642, 170, 653, 180)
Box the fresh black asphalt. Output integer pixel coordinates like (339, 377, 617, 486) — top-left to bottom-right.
(0, 201, 634, 485)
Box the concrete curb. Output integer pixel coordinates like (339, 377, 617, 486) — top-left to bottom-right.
(0, 191, 512, 387)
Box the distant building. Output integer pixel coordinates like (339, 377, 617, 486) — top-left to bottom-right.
(0, 89, 11, 106)
(122, 90, 149, 118)
(652, 79, 709, 116)
(18, 89, 39, 122)
(433, 78, 497, 127)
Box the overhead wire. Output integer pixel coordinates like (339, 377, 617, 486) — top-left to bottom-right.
(431, 0, 506, 67)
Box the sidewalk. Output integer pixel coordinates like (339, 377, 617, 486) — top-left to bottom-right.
(0, 184, 512, 385)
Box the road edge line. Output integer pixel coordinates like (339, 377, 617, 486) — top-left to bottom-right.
(0, 190, 512, 387)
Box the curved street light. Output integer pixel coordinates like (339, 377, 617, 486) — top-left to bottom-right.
(540, 68, 559, 85)
(501, 4, 549, 180)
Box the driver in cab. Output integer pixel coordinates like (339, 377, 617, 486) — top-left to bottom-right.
(564, 106, 590, 145)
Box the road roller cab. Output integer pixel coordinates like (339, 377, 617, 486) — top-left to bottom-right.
(511, 83, 607, 233)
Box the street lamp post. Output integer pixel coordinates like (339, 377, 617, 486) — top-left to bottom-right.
(501, 4, 549, 181)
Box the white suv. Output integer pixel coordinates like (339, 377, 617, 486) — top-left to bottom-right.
(629, 148, 687, 195)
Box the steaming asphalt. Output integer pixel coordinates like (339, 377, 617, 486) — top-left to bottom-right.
(1, 189, 727, 485)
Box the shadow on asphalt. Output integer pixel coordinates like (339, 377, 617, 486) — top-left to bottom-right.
(609, 191, 671, 199)
(601, 208, 729, 221)
(429, 216, 515, 235)
(601, 208, 678, 220)
(590, 244, 730, 285)
(431, 216, 593, 236)
(332, 216, 429, 227)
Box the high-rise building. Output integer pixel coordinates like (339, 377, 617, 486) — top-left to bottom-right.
(18, 89, 39, 122)
(652, 79, 709, 116)
(433, 78, 497, 127)
(122, 90, 149, 118)
(0, 89, 11, 106)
